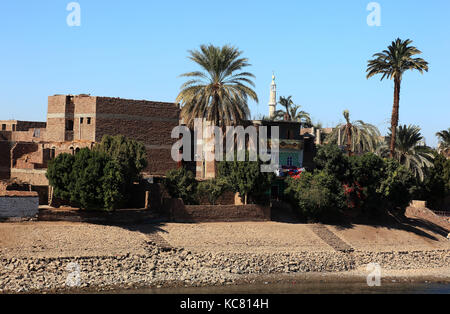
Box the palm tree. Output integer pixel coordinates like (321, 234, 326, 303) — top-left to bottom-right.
(366, 38, 429, 158)
(436, 128, 450, 154)
(376, 125, 434, 181)
(273, 96, 311, 125)
(327, 110, 381, 155)
(176, 44, 258, 128)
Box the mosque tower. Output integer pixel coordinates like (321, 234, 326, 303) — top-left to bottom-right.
(269, 73, 277, 119)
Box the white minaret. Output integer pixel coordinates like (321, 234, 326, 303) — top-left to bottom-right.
(269, 73, 277, 119)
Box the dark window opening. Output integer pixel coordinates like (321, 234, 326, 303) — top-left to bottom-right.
(87, 117, 91, 125)
(80, 117, 84, 124)
(66, 120, 74, 131)
(12, 125, 16, 131)
(1, 124, 6, 131)
(50, 148, 56, 159)
(75, 148, 81, 154)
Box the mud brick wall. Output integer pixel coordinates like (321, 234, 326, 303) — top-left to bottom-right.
(0, 142, 11, 179)
(95, 97, 180, 175)
(163, 199, 271, 222)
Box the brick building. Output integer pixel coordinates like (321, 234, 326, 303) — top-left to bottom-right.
(0, 95, 180, 203)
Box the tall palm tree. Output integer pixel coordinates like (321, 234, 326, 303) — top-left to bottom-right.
(176, 45, 258, 128)
(327, 110, 381, 155)
(436, 128, 450, 153)
(366, 38, 429, 158)
(273, 96, 311, 125)
(376, 125, 434, 181)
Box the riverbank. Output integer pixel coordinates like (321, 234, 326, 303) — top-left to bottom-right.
(0, 218, 449, 294)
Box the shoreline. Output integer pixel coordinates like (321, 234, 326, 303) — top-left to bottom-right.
(1, 246, 449, 294)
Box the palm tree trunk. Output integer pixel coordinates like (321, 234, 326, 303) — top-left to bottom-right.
(346, 125, 352, 156)
(390, 77, 401, 158)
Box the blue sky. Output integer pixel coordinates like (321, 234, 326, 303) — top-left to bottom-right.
(0, 0, 449, 146)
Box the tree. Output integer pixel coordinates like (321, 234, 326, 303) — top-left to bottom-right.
(46, 148, 125, 211)
(176, 44, 258, 128)
(376, 125, 434, 181)
(94, 135, 147, 189)
(326, 110, 381, 155)
(436, 128, 450, 154)
(197, 178, 229, 205)
(164, 168, 198, 205)
(273, 96, 311, 126)
(217, 154, 273, 205)
(367, 38, 429, 158)
(284, 171, 346, 222)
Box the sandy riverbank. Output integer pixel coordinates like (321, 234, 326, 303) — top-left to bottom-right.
(0, 219, 449, 293)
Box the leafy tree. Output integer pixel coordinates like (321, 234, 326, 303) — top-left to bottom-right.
(46, 153, 75, 201)
(284, 171, 345, 222)
(197, 178, 229, 205)
(217, 154, 273, 205)
(326, 110, 381, 155)
(377, 159, 415, 211)
(164, 167, 198, 205)
(367, 38, 429, 157)
(176, 44, 258, 128)
(46, 148, 125, 211)
(314, 144, 351, 182)
(94, 134, 147, 183)
(376, 125, 434, 181)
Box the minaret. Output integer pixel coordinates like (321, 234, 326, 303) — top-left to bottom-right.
(269, 73, 277, 119)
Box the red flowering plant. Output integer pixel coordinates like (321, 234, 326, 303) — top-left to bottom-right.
(342, 181, 365, 209)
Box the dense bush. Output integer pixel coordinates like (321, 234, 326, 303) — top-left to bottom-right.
(94, 135, 147, 201)
(414, 153, 450, 209)
(164, 167, 198, 205)
(217, 155, 274, 205)
(196, 178, 229, 205)
(285, 144, 420, 222)
(285, 170, 345, 221)
(47, 148, 124, 211)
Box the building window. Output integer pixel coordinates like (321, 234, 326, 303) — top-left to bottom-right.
(50, 148, 56, 159)
(33, 129, 41, 138)
(87, 117, 91, 125)
(80, 117, 84, 124)
(1, 124, 5, 131)
(287, 156, 293, 167)
(287, 129, 294, 139)
(66, 120, 74, 131)
(12, 125, 16, 131)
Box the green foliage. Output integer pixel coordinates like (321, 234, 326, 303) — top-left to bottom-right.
(415, 153, 450, 209)
(95, 134, 147, 183)
(285, 171, 345, 222)
(46, 153, 75, 202)
(165, 168, 198, 205)
(377, 159, 415, 210)
(197, 178, 229, 205)
(314, 144, 351, 182)
(217, 155, 274, 205)
(176, 44, 258, 128)
(46, 148, 125, 211)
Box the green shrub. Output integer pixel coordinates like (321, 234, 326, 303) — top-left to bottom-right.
(46, 148, 124, 211)
(217, 154, 274, 205)
(164, 168, 198, 205)
(314, 144, 351, 182)
(377, 159, 415, 211)
(285, 170, 345, 222)
(197, 178, 229, 205)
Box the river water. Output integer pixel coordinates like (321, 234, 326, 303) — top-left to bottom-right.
(114, 281, 450, 294)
